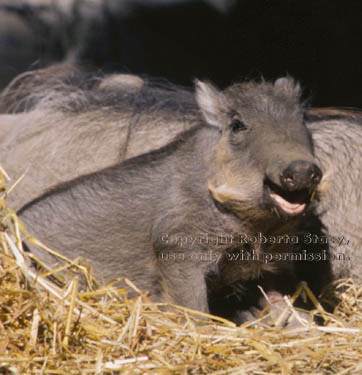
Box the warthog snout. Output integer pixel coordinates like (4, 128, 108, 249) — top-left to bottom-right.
(266, 160, 322, 216)
(281, 160, 322, 191)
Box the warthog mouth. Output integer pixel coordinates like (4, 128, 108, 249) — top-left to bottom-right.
(264, 179, 312, 216)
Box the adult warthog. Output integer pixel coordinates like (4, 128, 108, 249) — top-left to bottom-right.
(12, 70, 327, 318)
(0, 64, 184, 211)
(305, 108, 362, 283)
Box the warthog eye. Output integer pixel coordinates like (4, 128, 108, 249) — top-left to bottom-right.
(230, 119, 247, 133)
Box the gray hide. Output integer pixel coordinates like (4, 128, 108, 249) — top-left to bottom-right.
(14, 71, 325, 317)
(306, 108, 362, 283)
(1, 67, 361, 288)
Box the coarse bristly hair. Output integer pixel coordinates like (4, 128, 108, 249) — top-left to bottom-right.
(225, 77, 304, 121)
(0, 63, 198, 118)
(0, 64, 307, 123)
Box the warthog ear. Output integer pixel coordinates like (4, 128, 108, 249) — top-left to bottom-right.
(274, 76, 302, 98)
(195, 79, 226, 129)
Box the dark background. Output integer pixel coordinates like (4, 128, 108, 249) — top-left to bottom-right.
(1, 0, 362, 107)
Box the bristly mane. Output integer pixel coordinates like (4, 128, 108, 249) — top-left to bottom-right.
(0, 64, 197, 117)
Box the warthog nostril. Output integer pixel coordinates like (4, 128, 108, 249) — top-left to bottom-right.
(283, 174, 295, 185)
(281, 160, 323, 191)
(310, 168, 322, 185)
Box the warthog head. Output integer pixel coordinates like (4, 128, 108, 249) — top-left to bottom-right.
(195, 77, 322, 218)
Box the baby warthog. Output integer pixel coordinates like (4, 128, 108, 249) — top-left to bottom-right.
(16, 74, 326, 317)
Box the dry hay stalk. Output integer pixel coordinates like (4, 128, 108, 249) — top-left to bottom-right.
(0, 167, 361, 374)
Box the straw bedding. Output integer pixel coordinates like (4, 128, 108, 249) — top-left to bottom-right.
(0, 168, 361, 375)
